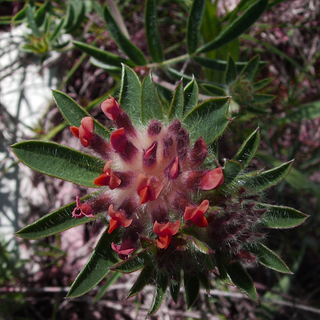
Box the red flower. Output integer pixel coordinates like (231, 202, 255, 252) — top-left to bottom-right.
(72, 196, 94, 219)
(153, 220, 180, 249)
(184, 200, 209, 227)
(108, 204, 133, 234)
(136, 174, 164, 204)
(70, 117, 94, 147)
(111, 239, 136, 260)
(94, 160, 121, 189)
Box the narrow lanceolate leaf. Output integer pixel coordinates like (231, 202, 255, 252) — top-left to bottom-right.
(119, 64, 142, 122)
(141, 73, 163, 123)
(73, 41, 132, 67)
(184, 77, 199, 115)
(225, 55, 237, 85)
(184, 273, 200, 308)
(223, 160, 242, 184)
(148, 272, 169, 316)
(145, 0, 164, 62)
(12, 141, 105, 187)
(52, 90, 110, 139)
(168, 80, 184, 119)
(193, 56, 248, 72)
(253, 78, 273, 91)
(253, 94, 275, 104)
(240, 55, 260, 82)
(127, 263, 155, 298)
(34, 0, 50, 27)
(103, 5, 147, 66)
(197, 0, 269, 54)
(65, 1, 85, 33)
(49, 17, 65, 43)
(201, 83, 226, 96)
(64, 2, 75, 31)
(183, 97, 230, 144)
(256, 203, 309, 229)
(188, 236, 214, 254)
(67, 229, 121, 298)
(246, 243, 292, 273)
(225, 261, 257, 302)
(215, 254, 232, 285)
(111, 250, 153, 273)
(169, 273, 181, 303)
(26, 4, 40, 37)
(242, 161, 293, 191)
(233, 128, 260, 168)
(198, 272, 210, 292)
(16, 194, 97, 239)
(186, 0, 206, 54)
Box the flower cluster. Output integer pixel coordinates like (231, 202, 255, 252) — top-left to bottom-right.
(70, 96, 226, 258)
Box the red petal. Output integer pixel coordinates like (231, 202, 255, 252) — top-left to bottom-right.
(143, 141, 157, 167)
(110, 127, 127, 152)
(70, 126, 79, 138)
(101, 96, 121, 120)
(201, 167, 224, 190)
(167, 156, 180, 179)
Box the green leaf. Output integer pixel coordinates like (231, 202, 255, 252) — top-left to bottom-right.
(225, 55, 237, 85)
(52, 90, 110, 139)
(73, 40, 131, 67)
(197, 0, 268, 53)
(223, 160, 242, 184)
(253, 94, 275, 104)
(188, 235, 214, 254)
(240, 55, 260, 82)
(34, 0, 50, 27)
(256, 203, 308, 229)
(186, 0, 206, 54)
(119, 65, 142, 122)
(183, 97, 230, 144)
(215, 254, 232, 285)
(168, 80, 184, 119)
(253, 78, 273, 91)
(198, 272, 210, 292)
(127, 263, 155, 298)
(103, 5, 147, 66)
(242, 160, 293, 191)
(94, 272, 122, 303)
(184, 273, 200, 308)
(246, 243, 292, 273)
(148, 271, 169, 316)
(257, 153, 320, 200)
(193, 56, 249, 72)
(67, 229, 121, 298)
(225, 261, 257, 302)
(145, 0, 164, 62)
(64, 1, 75, 31)
(16, 194, 97, 239)
(65, 1, 85, 33)
(169, 272, 181, 304)
(49, 18, 65, 43)
(13, 4, 27, 21)
(275, 100, 320, 124)
(89, 58, 122, 73)
(111, 250, 153, 273)
(184, 77, 199, 115)
(141, 73, 163, 123)
(233, 128, 260, 168)
(26, 4, 40, 37)
(11, 141, 105, 187)
(201, 83, 226, 96)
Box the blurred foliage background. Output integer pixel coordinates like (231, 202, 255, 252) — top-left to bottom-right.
(0, 0, 319, 319)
